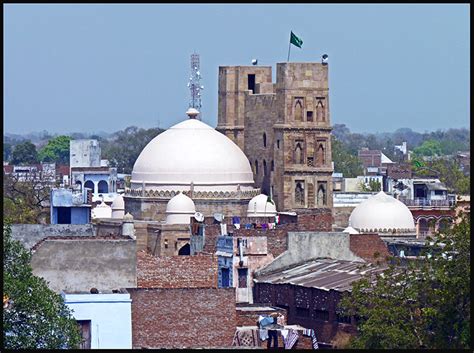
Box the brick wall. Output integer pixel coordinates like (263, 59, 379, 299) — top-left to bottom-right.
(196, 208, 332, 257)
(128, 288, 236, 348)
(349, 233, 391, 263)
(136, 250, 218, 288)
(236, 306, 287, 326)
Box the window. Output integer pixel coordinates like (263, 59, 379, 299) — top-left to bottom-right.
(317, 182, 327, 206)
(314, 309, 329, 321)
(295, 181, 305, 206)
(306, 111, 313, 122)
(238, 268, 248, 288)
(255, 160, 259, 175)
(263, 133, 267, 147)
(221, 268, 231, 288)
(248, 74, 256, 94)
(294, 142, 304, 164)
(277, 140, 280, 149)
(263, 160, 267, 176)
(271, 160, 274, 172)
(296, 307, 310, 318)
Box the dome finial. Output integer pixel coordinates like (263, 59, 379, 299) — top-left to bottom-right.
(186, 108, 200, 119)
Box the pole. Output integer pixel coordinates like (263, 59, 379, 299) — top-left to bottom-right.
(287, 37, 291, 62)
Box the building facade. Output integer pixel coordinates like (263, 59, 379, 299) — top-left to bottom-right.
(216, 62, 333, 212)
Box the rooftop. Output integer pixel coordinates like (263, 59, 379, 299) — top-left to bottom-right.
(254, 258, 386, 292)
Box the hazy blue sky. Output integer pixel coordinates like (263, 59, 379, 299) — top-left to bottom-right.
(4, 4, 470, 135)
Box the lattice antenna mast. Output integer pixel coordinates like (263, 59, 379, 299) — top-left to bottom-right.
(187, 53, 204, 120)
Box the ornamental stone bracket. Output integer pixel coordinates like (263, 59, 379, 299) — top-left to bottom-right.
(124, 187, 261, 200)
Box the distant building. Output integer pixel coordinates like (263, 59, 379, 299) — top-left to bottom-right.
(50, 187, 91, 224)
(70, 139, 101, 168)
(69, 139, 118, 203)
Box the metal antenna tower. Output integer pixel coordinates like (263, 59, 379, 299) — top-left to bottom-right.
(187, 53, 203, 119)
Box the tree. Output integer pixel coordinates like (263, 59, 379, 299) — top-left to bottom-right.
(3, 223, 82, 349)
(10, 141, 39, 165)
(101, 126, 165, 174)
(3, 173, 51, 224)
(339, 216, 470, 349)
(411, 158, 470, 195)
(38, 135, 71, 165)
(331, 136, 364, 177)
(413, 139, 442, 157)
(4, 142, 13, 162)
(359, 179, 381, 192)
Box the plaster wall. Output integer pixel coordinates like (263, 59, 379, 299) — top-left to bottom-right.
(10, 224, 95, 250)
(256, 232, 364, 276)
(31, 238, 136, 292)
(64, 293, 132, 349)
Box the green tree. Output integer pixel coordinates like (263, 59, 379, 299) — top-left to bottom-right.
(101, 126, 164, 174)
(359, 179, 381, 192)
(38, 135, 71, 165)
(339, 216, 470, 349)
(3, 223, 81, 349)
(412, 158, 470, 195)
(10, 141, 38, 165)
(331, 136, 364, 177)
(413, 139, 442, 157)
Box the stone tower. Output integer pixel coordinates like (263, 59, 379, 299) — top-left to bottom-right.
(216, 62, 333, 212)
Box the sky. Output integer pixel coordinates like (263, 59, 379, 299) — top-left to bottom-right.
(3, 4, 470, 135)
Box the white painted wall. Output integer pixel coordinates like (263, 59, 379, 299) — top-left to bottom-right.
(63, 293, 132, 349)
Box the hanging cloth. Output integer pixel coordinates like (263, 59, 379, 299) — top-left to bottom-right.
(220, 223, 227, 236)
(283, 329, 299, 349)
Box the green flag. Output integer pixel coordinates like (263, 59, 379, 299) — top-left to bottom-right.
(413, 160, 423, 168)
(290, 31, 303, 48)
(267, 194, 275, 205)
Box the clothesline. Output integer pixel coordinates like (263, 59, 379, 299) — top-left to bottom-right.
(234, 325, 320, 350)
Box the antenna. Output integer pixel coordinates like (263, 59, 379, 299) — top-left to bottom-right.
(188, 53, 203, 120)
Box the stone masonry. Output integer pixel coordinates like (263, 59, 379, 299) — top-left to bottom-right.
(216, 62, 333, 213)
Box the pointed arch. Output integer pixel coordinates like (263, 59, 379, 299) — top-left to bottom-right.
(316, 143, 325, 166)
(294, 99, 303, 122)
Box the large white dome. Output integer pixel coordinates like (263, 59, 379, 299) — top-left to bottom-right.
(349, 191, 415, 234)
(131, 118, 254, 192)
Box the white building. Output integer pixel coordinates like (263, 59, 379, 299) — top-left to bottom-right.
(63, 292, 132, 349)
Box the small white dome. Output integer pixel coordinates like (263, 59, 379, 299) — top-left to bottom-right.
(92, 201, 112, 219)
(343, 226, 359, 234)
(111, 194, 125, 210)
(247, 194, 277, 217)
(131, 118, 254, 192)
(349, 191, 415, 234)
(111, 194, 125, 219)
(165, 192, 196, 224)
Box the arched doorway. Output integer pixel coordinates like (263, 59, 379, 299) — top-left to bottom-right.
(84, 180, 94, 192)
(98, 180, 109, 193)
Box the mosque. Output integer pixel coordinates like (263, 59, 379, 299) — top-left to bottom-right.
(124, 61, 334, 222)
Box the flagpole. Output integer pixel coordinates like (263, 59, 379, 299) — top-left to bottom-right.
(287, 35, 291, 62)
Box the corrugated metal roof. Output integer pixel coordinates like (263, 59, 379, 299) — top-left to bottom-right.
(254, 258, 386, 292)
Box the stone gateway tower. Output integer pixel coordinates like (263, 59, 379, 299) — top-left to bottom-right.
(217, 62, 333, 212)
